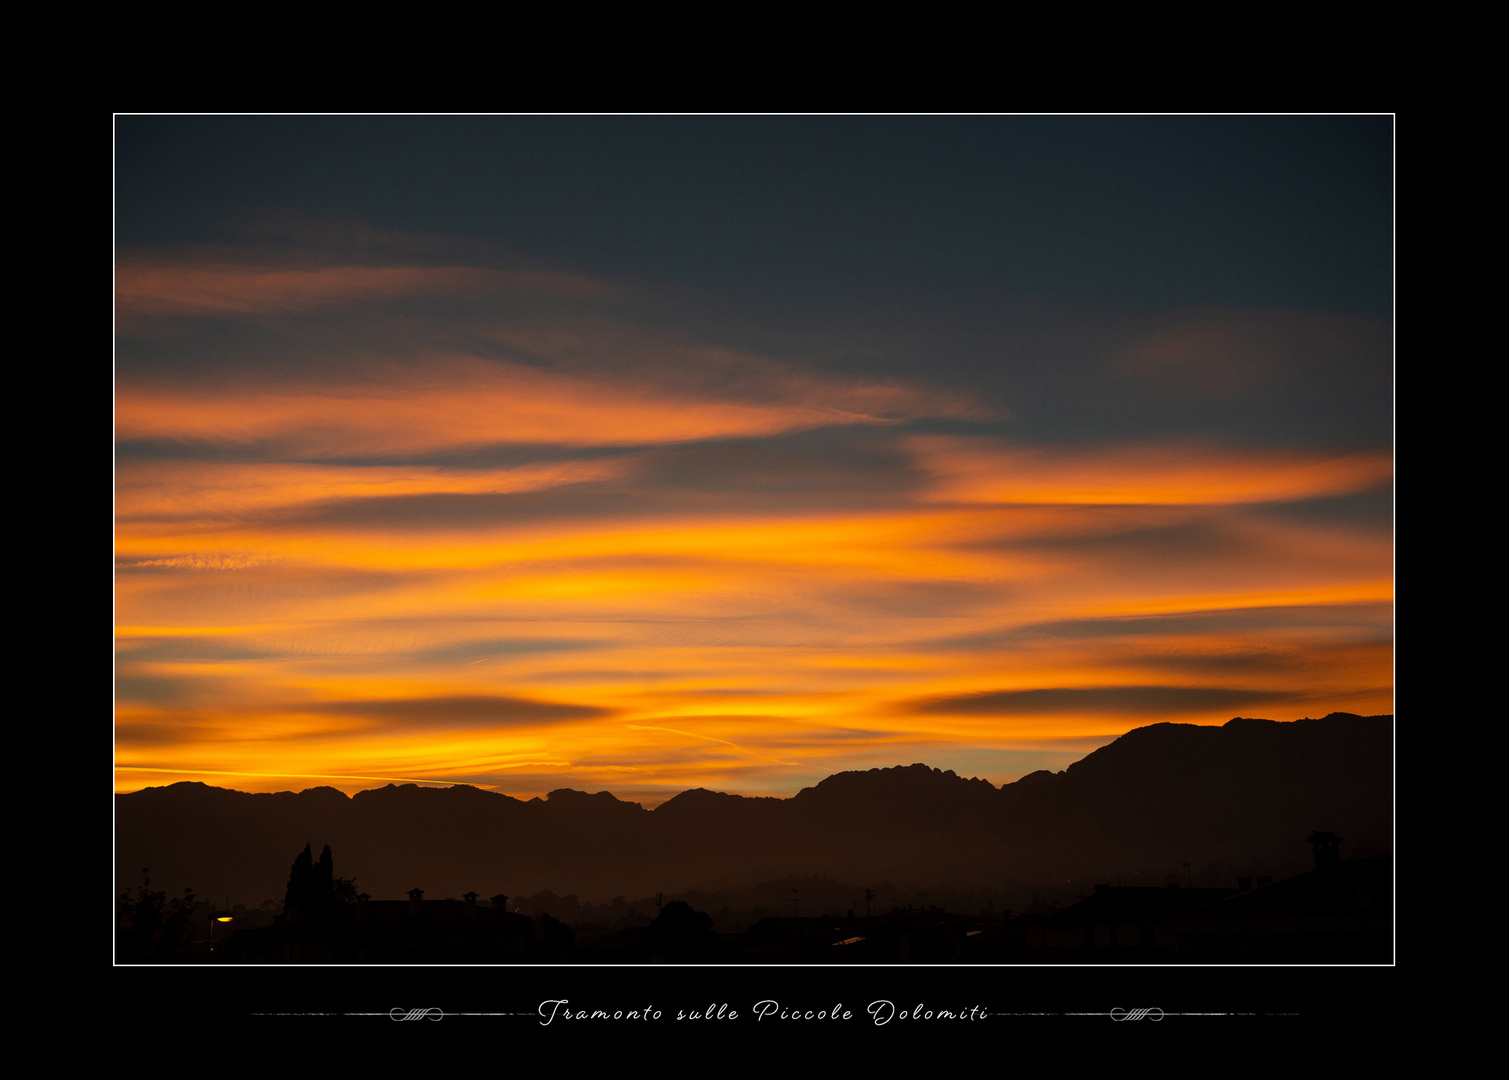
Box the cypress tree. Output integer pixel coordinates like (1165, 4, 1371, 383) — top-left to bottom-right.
(314, 844, 335, 911)
(284, 843, 314, 912)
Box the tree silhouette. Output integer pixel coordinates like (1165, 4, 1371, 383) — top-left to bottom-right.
(313, 844, 334, 912)
(284, 844, 314, 913)
(283, 844, 356, 918)
(117, 867, 205, 961)
(648, 900, 715, 960)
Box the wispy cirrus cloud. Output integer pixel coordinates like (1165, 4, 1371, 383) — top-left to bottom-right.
(318, 693, 611, 729)
(908, 435, 1393, 506)
(907, 684, 1294, 717)
(115, 257, 608, 319)
(114, 457, 636, 523)
(1112, 307, 1392, 397)
(117, 354, 980, 458)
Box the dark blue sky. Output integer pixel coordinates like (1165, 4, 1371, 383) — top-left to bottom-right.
(117, 116, 1394, 449)
(117, 115, 1391, 313)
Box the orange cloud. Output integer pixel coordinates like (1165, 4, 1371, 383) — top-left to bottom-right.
(909, 436, 1393, 506)
(117, 356, 976, 456)
(114, 458, 635, 523)
(1113, 308, 1391, 396)
(115, 258, 607, 318)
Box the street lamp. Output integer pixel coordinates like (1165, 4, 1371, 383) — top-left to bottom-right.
(207, 910, 233, 953)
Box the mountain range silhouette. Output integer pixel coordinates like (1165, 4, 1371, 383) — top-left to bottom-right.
(116, 713, 1391, 906)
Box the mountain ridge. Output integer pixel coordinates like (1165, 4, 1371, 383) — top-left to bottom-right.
(117, 713, 1392, 905)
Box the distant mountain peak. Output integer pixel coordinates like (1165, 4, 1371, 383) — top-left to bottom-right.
(794, 761, 998, 804)
(545, 788, 644, 812)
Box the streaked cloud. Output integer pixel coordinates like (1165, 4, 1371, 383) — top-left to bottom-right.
(909, 685, 1293, 717)
(117, 354, 978, 458)
(116, 257, 607, 319)
(318, 694, 611, 729)
(1113, 307, 1391, 398)
(115, 458, 635, 524)
(908, 435, 1393, 507)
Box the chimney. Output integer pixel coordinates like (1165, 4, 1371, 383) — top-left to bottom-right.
(1307, 831, 1342, 873)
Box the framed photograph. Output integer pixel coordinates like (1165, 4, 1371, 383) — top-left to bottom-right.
(114, 114, 1394, 1041)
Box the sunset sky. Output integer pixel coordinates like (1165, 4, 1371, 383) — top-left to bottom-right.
(114, 116, 1393, 804)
